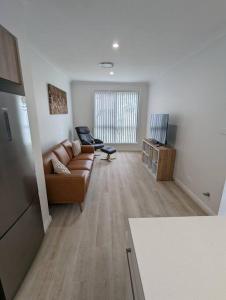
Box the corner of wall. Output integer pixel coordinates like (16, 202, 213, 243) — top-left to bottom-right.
(18, 41, 52, 233)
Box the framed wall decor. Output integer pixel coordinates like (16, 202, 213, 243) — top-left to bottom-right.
(47, 84, 68, 114)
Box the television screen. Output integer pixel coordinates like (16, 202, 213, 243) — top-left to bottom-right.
(150, 114, 169, 144)
(167, 124, 177, 147)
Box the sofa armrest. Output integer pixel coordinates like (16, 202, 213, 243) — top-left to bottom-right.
(81, 145, 95, 153)
(45, 174, 86, 203)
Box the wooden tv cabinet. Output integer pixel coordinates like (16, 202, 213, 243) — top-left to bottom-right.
(142, 139, 176, 181)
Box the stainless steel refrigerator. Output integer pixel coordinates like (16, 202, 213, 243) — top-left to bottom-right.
(0, 90, 44, 300)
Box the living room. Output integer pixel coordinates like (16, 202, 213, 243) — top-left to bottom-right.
(0, 0, 226, 299)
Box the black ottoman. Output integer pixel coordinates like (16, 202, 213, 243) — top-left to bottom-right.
(101, 146, 117, 162)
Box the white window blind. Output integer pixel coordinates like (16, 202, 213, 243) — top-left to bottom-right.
(94, 91, 139, 144)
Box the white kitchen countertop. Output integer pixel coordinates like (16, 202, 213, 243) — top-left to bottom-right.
(129, 216, 226, 300)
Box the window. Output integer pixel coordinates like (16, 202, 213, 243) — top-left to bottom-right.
(94, 91, 139, 144)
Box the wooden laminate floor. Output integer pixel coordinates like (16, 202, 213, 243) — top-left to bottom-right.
(15, 152, 206, 300)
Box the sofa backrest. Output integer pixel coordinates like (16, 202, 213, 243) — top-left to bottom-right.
(61, 140, 73, 159)
(43, 151, 58, 174)
(53, 144, 70, 166)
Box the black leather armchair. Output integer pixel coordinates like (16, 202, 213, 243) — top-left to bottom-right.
(75, 126, 104, 150)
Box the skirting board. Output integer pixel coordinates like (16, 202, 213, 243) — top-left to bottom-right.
(43, 214, 52, 233)
(117, 150, 141, 152)
(174, 178, 215, 216)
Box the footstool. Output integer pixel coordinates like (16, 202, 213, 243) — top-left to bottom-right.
(101, 146, 117, 162)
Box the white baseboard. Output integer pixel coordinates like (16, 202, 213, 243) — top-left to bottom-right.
(43, 214, 52, 232)
(174, 178, 215, 216)
(117, 149, 140, 152)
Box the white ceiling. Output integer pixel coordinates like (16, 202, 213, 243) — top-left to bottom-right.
(21, 0, 226, 82)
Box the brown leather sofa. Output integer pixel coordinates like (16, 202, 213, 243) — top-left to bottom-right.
(42, 139, 94, 210)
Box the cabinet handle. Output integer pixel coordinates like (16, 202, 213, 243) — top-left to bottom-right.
(126, 248, 135, 300)
(2, 108, 12, 141)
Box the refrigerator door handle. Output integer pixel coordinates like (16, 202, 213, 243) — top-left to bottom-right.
(2, 108, 12, 141)
(0, 279, 6, 300)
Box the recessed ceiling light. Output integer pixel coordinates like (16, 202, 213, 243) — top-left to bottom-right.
(112, 42, 119, 49)
(109, 71, 114, 75)
(98, 62, 114, 68)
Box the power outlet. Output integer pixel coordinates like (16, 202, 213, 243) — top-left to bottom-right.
(202, 192, 210, 198)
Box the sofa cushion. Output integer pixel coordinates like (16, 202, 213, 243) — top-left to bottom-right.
(72, 140, 81, 156)
(67, 160, 93, 171)
(43, 151, 59, 174)
(52, 158, 71, 174)
(53, 144, 70, 166)
(61, 140, 73, 159)
(72, 153, 94, 161)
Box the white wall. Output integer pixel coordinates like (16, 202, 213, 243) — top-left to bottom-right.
(31, 52, 73, 152)
(23, 48, 73, 229)
(0, 0, 73, 230)
(148, 36, 226, 215)
(19, 44, 52, 232)
(71, 81, 149, 151)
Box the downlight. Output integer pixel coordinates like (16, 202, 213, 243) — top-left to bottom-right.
(112, 42, 119, 49)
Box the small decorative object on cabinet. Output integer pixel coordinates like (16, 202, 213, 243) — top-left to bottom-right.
(142, 138, 176, 181)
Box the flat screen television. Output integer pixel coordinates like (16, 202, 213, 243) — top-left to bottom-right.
(150, 114, 169, 145)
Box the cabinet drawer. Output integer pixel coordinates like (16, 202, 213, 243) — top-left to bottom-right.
(0, 25, 23, 84)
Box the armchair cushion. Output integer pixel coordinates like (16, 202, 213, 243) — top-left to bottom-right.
(80, 133, 95, 145)
(94, 138, 103, 144)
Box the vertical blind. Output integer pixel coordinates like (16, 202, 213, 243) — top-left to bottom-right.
(94, 91, 139, 143)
